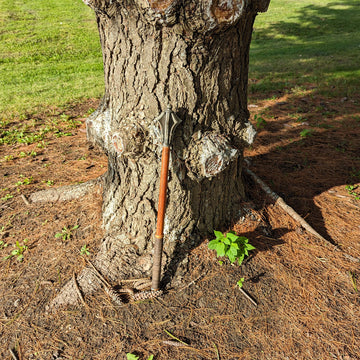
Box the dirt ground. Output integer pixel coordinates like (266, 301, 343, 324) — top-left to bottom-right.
(0, 89, 359, 360)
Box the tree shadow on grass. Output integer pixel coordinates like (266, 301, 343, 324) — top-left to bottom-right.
(249, 0, 360, 95)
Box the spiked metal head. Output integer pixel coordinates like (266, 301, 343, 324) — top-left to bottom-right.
(155, 105, 182, 146)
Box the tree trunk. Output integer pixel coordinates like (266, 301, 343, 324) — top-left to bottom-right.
(52, 0, 270, 307)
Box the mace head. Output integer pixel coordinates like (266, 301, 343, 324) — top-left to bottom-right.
(155, 105, 182, 146)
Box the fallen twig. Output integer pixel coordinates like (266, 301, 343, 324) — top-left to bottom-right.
(29, 175, 104, 203)
(120, 277, 150, 284)
(9, 347, 19, 360)
(20, 194, 30, 206)
(238, 287, 258, 306)
(162, 340, 185, 347)
(87, 260, 127, 305)
(87, 260, 110, 287)
(87, 260, 162, 305)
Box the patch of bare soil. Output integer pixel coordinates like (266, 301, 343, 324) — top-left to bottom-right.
(0, 92, 359, 359)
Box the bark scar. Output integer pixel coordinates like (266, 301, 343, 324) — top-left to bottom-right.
(210, 0, 245, 25)
(148, 0, 176, 12)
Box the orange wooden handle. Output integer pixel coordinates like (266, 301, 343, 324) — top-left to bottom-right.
(155, 146, 170, 238)
(152, 146, 170, 290)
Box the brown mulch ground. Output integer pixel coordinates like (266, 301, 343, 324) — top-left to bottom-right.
(0, 90, 359, 360)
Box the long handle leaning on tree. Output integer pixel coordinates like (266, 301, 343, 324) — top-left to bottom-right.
(151, 105, 182, 291)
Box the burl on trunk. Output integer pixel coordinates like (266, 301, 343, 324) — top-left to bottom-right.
(52, 0, 270, 307)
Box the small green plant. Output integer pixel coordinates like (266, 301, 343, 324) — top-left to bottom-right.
(37, 141, 48, 149)
(80, 244, 91, 256)
(1, 193, 14, 201)
(349, 272, 358, 292)
(126, 354, 139, 360)
(55, 225, 79, 242)
(64, 118, 82, 129)
(60, 113, 70, 121)
(54, 131, 73, 138)
(44, 180, 54, 186)
(345, 185, 360, 200)
(86, 108, 96, 115)
(15, 176, 33, 186)
(254, 114, 267, 129)
(296, 116, 308, 123)
(3, 155, 14, 161)
(350, 168, 360, 180)
(126, 354, 153, 360)
(208, 231, 255, 265)
(4, 239, 29, 262)
(300, 129, 315, 138)
(0, 240, 9, 250)
(237, 277, 245, 289)
(18, 150, 37, 157)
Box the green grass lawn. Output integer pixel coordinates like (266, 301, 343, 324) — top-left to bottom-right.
(0, 0, 103, 116)
(249, 0, 360, 97)
(0, 0, 359, 116)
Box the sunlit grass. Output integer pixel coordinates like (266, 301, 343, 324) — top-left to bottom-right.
(249, 0, 360, 96)
(0, 0, 103, 115)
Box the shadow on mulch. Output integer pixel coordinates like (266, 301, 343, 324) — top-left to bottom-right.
(246, 91, 360, 258)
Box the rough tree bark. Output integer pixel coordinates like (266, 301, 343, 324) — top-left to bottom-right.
(52, 0, 270, 307)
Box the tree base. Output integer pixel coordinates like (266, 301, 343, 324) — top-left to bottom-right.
(50, 231, 192, 309)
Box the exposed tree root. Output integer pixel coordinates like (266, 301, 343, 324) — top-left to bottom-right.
(72, 272, 87, 307)
(244, 164, 360, 263)
(244, 165, 336, 248)
(29, 175, 104, 203)
(50, 234, 157, 310)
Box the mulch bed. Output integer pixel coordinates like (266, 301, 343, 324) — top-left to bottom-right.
(1, 91, 359, 359)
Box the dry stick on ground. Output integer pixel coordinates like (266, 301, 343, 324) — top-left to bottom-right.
(20, 194, 30, 206)
(162, 340, 186, 347)
(238, 287, 258, 306)
(29, 175, 104, 203)
(9, 348, 19, 360)
(178, 273, 205, 293)
(87, 260, 149, 288)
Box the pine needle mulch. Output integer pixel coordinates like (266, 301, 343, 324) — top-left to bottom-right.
(0, 92, 359, 359)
